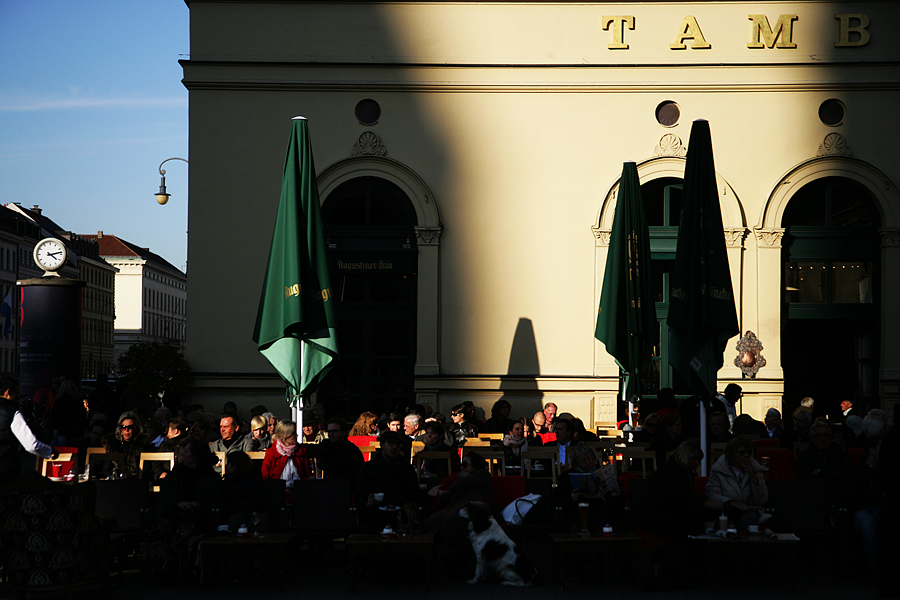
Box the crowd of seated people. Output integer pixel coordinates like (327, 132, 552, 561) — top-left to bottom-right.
(10, 385, 899, 591)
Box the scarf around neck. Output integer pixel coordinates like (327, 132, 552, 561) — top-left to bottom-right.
(502, 434, 529, 456)
(276, 438, 297, 457)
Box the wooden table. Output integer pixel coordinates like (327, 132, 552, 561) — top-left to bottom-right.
(691, 532, 800, 589)
(550, 531, 642, 589)
(346, 533, 434, 591)
(199, 532, 298, 587)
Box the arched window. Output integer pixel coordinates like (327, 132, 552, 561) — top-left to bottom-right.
(782, 176, 880, 412)
(320, 177, 418, 417)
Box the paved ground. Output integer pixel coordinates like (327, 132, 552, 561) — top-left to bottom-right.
(0, 535, 882, 600)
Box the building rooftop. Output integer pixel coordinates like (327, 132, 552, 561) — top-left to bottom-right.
(82, 232, 184, 276)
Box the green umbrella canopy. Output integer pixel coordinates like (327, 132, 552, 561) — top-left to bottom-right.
(666, 120, 739, 398)
(252, 117, 339, 405)
(596, 161, 658, 400)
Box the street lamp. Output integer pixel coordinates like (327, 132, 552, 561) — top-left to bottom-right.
(155, 157, 189, 205)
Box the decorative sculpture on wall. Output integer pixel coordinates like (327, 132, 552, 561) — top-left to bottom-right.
(816, 132, 852, 157)
(652, 133, 687, 157)
(352, 131, 386, 156)
(734, 330, 766, 378)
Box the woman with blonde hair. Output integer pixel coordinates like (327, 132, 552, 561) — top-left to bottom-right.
(249, 415, 272, 450)
(261, 421, 310, 500)
(102, 411, 151, 478)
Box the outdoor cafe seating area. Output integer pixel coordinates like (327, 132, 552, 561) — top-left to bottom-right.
(0, 417, 878, 598)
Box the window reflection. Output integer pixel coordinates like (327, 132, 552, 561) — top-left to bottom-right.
(832, 262, 872, 303)
(785, 261, 873, 304)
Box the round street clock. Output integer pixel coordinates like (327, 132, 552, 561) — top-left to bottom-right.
(33, 238, 68, 275)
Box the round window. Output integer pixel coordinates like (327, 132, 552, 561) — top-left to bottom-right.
(355, 99, 381, 126)
(818, 99, 845, 127)
(655, 101, 680, 127)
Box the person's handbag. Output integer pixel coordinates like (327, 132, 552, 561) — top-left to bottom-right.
(501, 492, 544, 525)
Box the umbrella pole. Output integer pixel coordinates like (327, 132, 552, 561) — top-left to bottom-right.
(699, 399, 708, 476)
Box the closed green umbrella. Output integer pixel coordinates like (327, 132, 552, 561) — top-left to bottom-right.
(253, 117, 339, 410)
(667, 120, 739, 471)
(596, 161, 658, 411)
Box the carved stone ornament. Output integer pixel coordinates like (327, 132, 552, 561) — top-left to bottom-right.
(816, 133, 852, 157)
(351, 131, 386, 157)
(592, 227, 611, 246)
(723, 228, 748, 248)
(879, 227, 900, 248)
(652, 133, 687, 157)
(754, 228, 785, 248)
(415, 226, 442, 246)
(734, 331, 766, 378)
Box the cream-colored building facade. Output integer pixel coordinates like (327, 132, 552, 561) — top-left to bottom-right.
(182, 1, 900, 424)
(83, 233, 187, 364)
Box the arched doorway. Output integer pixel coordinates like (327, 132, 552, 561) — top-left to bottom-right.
(781, 176, 880, 419)
(319, 176, 418, 418)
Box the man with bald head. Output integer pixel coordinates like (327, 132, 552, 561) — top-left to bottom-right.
(532, 411, 547, 434)
(543, 403, 558, 433)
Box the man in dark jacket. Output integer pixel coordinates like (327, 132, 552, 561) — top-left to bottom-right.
(310, 417, 364, 483)
(355, 431, 418, 530)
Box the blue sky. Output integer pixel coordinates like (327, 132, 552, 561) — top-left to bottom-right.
(0, 1, 190, 271)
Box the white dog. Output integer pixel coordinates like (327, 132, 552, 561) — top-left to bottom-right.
(458, 501, 538, 586)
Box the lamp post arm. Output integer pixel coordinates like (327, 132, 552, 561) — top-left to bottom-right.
(158, 157, 189, 177)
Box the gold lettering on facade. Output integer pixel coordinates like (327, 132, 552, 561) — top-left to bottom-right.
(285, 283, 300, 298)
(336, 259, 395, 271)
(670, 16, 711, 50)
(748, 14, 798, 48)
(835, 14, 870, 47)
(602, 15, 635, 49)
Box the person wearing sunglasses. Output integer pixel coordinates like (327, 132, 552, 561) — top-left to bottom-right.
(449, 403, 478, 447)
(102, 411, 152, 478)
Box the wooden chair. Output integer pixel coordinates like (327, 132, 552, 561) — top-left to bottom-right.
(86, 449, 123, 480)
(246, 450, 267, 476)
(358, 445, 379, 462)
(38, 453, 77, 479)
(409, 441, 425, 464)
(596, 428, 624, 438)
(139, 451, 176, 491)
(463, 438, 492, 448)
(478, 433, 504, 441)
(472, 448, 507, 476)
(139, 451, 175, 472)
(412, 450, 455, 482)
(522, 447, 561, 485)
(617, 447, 657, 478)
(214, 451, 227, 477)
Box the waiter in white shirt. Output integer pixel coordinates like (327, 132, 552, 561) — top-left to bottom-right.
(0, 378, 54, 486)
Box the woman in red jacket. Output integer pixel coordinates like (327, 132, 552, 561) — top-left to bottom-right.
(261, 421, 311, 491)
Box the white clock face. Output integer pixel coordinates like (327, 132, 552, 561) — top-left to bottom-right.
(36, 240, 65, 270)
